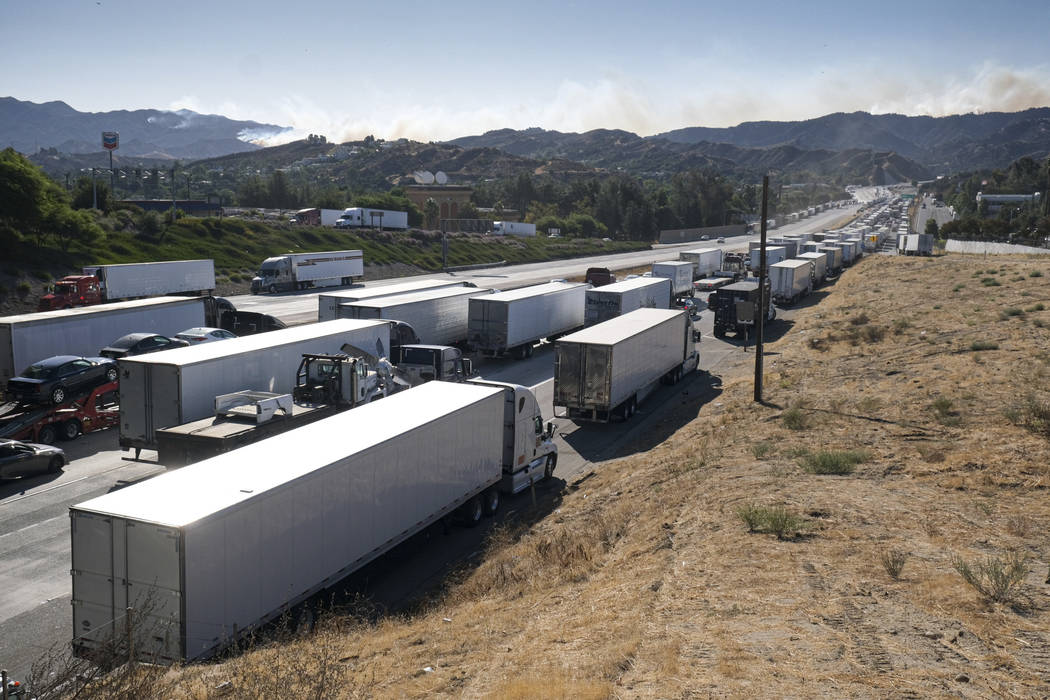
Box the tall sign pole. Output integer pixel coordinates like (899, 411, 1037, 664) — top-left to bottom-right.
(102, 132, 119, 203)
(754, 175, 769, 403)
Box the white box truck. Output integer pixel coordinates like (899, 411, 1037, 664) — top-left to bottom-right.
(678, 248, 722, 279)
(0, 297, 205, 383)
(291, 208, 344, 227)
(70, 380, 556, 663)
(334, 208, 409, 230)
(651, 261, 694, 298)
(818, 246, 843, 274)
(117, 319, 391, 454)
(769, 259, 813, 305)
(900, 233, 934, 256)
(468, 281, 588, 359)
(770, 238, 799, 258)
(584, 277, 672, 326)
(832, 241, 856, 266)
(79, 260, 215, 300)
(491, 221, 536, 236)
(251, 250, 363, 294)
(337, 286, 491, 346)
(796, 252, 828, 285)
(318, 279, 469, 321)
(554, 308, 698, 422)
(749, 246, 786, 272)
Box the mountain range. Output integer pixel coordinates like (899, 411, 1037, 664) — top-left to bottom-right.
(0, 96, 288, 159)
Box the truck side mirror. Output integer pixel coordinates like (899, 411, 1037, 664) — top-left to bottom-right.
(461, 358, 473, 376)
(545, 421, 555, 439)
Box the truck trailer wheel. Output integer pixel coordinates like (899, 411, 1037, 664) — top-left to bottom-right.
(461, 496, 483, 527)
(62, 419, 81, 441)
(483, 488, 500, 517)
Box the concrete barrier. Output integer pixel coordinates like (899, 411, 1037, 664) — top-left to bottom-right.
(659, 224, 747, 245)
(944, 240, 1050, 255)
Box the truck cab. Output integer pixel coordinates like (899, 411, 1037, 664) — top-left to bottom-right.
(293, 353, 384, 406)
(468, 379, 557, 494)
(38, 275, 102, 311)
(395, 344, 473, 385)
(251, 256, 292, 294)
(711, 280, 774, 338)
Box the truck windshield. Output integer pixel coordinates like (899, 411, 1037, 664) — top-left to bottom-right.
(399, 348, 437, 365)
(55, 283, 77, 294)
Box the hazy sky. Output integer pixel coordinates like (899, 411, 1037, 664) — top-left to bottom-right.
(4, 0, 1049, 144)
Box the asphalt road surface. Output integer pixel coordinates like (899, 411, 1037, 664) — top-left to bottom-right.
(0, 205, 856, 679)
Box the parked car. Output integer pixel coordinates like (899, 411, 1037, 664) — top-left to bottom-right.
(174, 327, 238, 344)
(0, 438, 66, 479)
(717, 237, 726, 243)
(99, 333, 189, 359)
(6, 355, 118, 405)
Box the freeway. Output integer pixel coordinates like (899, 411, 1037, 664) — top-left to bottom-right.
(0, 203, 856, 679)
(913, 192, 956, 236)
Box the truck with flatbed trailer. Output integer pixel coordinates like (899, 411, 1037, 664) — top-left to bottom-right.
(117, 319, 392, 455)
(769, 259, 813, 305)
(651, 261, 695, 298)
(0, 380, 119, 444)
(250, 250, 364, 294)
(0, 297, 206, 383)
(38, 260, 216, 311)
(468, 281, 588, 359)
(70, 380, 556, 663)
(711, 280, 775, 338)
(554, 308, 699, 423)
(318, 279, 471, 322)
(584, 277, 671, 326)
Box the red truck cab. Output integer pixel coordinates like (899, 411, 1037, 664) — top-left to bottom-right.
(38, 275, 102, 311)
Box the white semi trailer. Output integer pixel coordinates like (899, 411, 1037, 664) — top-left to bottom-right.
(554, 308, 698, 422)
(0, 297, 205, 383)
(81, 260, 216, 300)
(678, 248, 723, 279)
(337, 286, 492, 346)
(317, 279, 470, 321)
(250, 250, 364, 294)
(584, 277, 672, 326)
(70, 381, 556, 663)
(334, 208, 409, 230)
(769, 259, 813, 305)
(796, 252, 828, 285)
(651, 261, 694, 298)
(117, 319, 391, 454)
(468, 281, 588, 359)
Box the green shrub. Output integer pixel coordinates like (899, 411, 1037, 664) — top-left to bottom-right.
(952, 551, 1028, 604)
(981, 278, 1001, 287)
(1026, 303, 1045, 312)
(1030, 270, 1043, 278)
(16, 281, 31, 297)
(735, 504, 807, 540)
(970, 340, 999, 351)
(1000, 308, 1024, 319)
(800, 449, 870, 475)
(849, 312, 870, 326)
(781, 407, 808, 430)
(751, 441, 776, 459)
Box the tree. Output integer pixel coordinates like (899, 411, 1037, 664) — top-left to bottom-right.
(423, 198, 440, 229)
(925, 218, 939, 237)
(71, 176, 112, 212)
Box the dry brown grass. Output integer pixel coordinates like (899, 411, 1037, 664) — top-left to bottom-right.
(102, 253, 1050, 698)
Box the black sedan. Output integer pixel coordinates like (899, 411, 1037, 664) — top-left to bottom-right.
(6, 355, 118, 405)
(99, 333, 189, 359)
(0, 438, 66, 479)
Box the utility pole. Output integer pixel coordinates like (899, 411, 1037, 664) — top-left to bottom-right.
(754, 175, 769, 403)
(170, 167, 176, 222)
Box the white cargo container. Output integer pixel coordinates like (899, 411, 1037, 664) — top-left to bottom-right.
(651, 261, 694, 297)
(584, 277, 672, 326)
(71, 381, 554, 663)
(554, 308, 698, 422)
(0, 297, 205, 382)
(749, 246, 786, 271)
(317, 279, 469, 322)
(769, 259, 813, 305)
(770, 238, 799, 258)
(468, 282, 588, 359)
(900, 233, 934, 256)
(832, 241, 857, 265)
(818, 246, 843, 273)
(678, 248, 723, 279)
(801, 241, 822, 254)
(492, 221, 536, 236)
(796, 252, 828, 284)
(82, 260, 215, 300)
(337, 286, 491, 345)
(334, 208, 409, 230)
(250, 250, 364, 294)
(117, 319, 390, 453)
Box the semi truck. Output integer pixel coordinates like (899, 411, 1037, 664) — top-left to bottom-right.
(0, 297, 206, 383)
(748, 246, 786, 273)
(468, 282, 588, 359)
(38, 260, 216, 311)
(336, 286, 491, 346)
(491, 221, 536, 236)
(0, 380, 119, 444)
(769, 259, 813, 305)
(155, 350, 403, 467)
(70, 380, 557, 663)
(334, 208, 409, 230)
(250, 250, 364, 294)
(678, 248, 723, 279)
(899, 233, 934, 256)
(394, 344, 473, 386)
(318, 279, 470, 322)
(291, 208, 344, 227)
(796, 251, 828, 285)
(818, 246, 843, 274)
(651, 261, 694, 298)
(584, 277, 672, 326)
(711, 280, 775, 338)
(117, 319, 391, 454)
(554, 308, 699, 422)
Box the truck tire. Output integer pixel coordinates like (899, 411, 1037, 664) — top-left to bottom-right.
(483, 488, 500, 517)
(50, 386, 66, 405)
(62, 419, 81, 441)
(713, 326, 726, 339)
(38, 425, 57, 444)
(462, 496, 483, 527)
(544, 455, 557, 479)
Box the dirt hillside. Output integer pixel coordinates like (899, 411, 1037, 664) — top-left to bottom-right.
(83, 252, 1050, 698)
